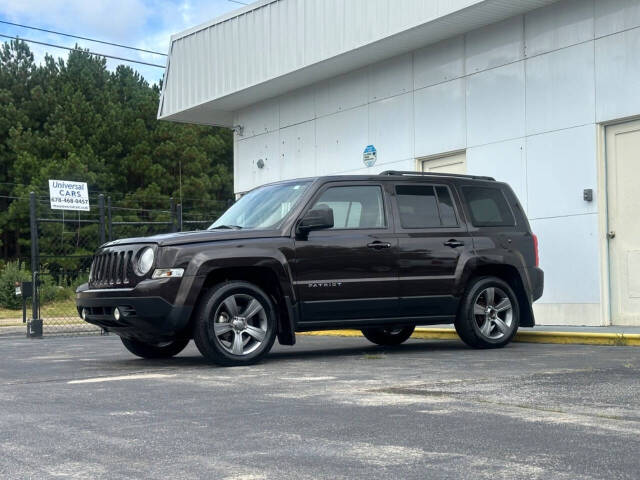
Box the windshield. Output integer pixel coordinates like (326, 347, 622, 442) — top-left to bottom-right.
(209, 181, 312, 230)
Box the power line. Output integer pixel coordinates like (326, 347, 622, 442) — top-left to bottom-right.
(228, 0, 249, 5)
(0, 34, 166, 68)
(0, 19, 166, 56)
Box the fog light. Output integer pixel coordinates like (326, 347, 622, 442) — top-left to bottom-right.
(81, 308, 88, 320)
(114, 307, 121, 321)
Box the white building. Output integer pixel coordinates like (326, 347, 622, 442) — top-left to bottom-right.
(159, 0, 640, 327)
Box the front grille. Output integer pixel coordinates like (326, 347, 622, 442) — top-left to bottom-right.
(89, 245, 148, 288)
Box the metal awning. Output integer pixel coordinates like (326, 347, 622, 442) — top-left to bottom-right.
(158, 0, 558, 127)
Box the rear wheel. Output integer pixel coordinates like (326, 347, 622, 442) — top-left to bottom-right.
(120, 337, 190, 359)
(361, 326, 415, 346)
(455, 276, 519, 349)
(193, 281, 277, 366)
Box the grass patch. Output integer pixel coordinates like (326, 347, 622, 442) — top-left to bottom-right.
(40, 298, 78, 318)
(0, 305, 25, 321)
(0, 298, 78, 320)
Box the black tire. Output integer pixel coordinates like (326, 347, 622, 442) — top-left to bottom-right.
(361, 326, 415, 346)
(193, 281, 277, 366)
(120, 336, 190, 359)
(455, 276, 520, 349)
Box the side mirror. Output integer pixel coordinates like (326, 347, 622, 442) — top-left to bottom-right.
(297, 205, 334, 236)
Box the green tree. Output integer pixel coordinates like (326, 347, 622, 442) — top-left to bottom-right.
(0, 40, 233, 263)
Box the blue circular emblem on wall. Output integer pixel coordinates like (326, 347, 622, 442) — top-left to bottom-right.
(363, 144, 377, 168)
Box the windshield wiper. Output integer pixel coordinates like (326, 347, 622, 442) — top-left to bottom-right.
(209, 224, 243, 230)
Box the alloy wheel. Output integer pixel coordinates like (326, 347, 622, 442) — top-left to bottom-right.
(473, 287, 514, 340)
(211, 293, 268, 356)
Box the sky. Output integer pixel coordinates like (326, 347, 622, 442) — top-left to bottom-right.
(0, 0, 246, 85)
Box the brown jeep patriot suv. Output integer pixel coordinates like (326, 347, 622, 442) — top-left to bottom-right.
(77, 171, 544, 366)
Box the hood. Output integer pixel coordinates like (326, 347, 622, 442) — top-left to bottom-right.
(102, 229, 282, 248)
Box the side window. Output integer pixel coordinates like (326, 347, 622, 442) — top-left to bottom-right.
(311, 185, 386, 229)
(395, 185, 459, 229)
(462, 186, 515, 227)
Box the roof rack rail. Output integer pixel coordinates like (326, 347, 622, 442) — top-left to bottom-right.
(378, 170, 495, 181)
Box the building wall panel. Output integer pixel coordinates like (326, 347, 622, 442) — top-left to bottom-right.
(314, 68, 370, 118)
(368, 54, 413, 102)
(279, 86, 316, 129)
(525, 41, 595, 135)
(413, 36, 465, 90)
(464, 16, 524, 73)
(235, 131, 280, 192)
(525, 125, 598, 219)
(368, 93, 414, 166)
(595, 0, 640, 37)
(315, 106, 369, 175)
(279, 120, 317, 179)
(525, 0, 594, 56)
(236, 98, 279, 138)
(414, 78, 467, 157)
(530, 213, 600, 304)
(466, 61, 526, 146)
(595, 28, 640, 123)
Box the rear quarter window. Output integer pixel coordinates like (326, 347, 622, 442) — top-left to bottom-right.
(395, 185, 459, 229)
(461, 186, 515, 227)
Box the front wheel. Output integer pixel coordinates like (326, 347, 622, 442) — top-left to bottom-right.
(120, 337, 190, 359)
(455, 276, 520, 349)
(193, 281, 277, 366)
(361, 326, 415, 346)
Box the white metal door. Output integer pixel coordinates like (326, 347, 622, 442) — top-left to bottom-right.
(606, 119, 640, 325)
(420, 152, 466, 174)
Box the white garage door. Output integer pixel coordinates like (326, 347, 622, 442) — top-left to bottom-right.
(420, 151, 466, 174)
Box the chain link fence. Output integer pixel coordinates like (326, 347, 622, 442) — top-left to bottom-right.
(0, 187, 228, 338)
(29, 194, 102, 336)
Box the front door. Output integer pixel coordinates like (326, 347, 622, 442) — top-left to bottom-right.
(606, 120, 640, 325)
(293, 183, 398, 325)
(391, 183, 472, 318)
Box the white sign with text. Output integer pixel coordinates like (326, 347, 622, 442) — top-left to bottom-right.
(48, 179, 90, 211)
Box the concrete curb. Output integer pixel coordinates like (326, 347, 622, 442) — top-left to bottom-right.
(300, 328, 640, 346)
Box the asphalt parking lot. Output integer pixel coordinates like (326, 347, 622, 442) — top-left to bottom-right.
(1, 335, 640, 479)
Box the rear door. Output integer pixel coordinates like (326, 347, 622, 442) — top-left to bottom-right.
(293, 182, 398, 324)
(392, 182, 473, 318)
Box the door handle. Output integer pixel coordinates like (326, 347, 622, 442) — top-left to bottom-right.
(367, 241, 391, 250)
(444, 239, 465, 248)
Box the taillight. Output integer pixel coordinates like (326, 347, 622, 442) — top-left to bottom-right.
(532, 234, 539, 267)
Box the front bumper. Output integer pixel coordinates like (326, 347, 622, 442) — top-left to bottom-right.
(76, 278, 196, 342)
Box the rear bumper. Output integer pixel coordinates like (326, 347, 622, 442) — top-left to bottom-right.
(75, 279, 195, 342)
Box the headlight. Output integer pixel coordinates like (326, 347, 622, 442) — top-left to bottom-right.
(135, 247, 155, 276)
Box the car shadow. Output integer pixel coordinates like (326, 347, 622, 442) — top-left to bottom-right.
(267, 339, 467, 361)
(105, 338, 469, 369)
